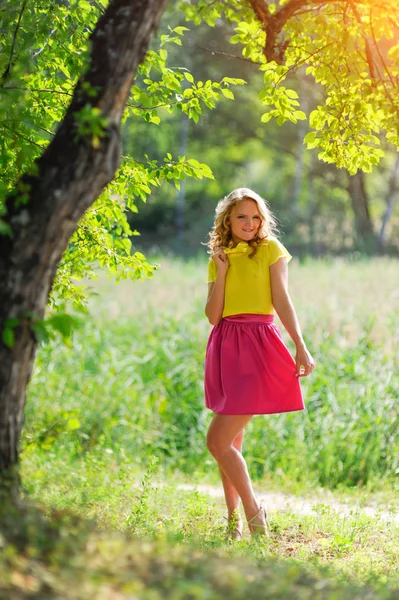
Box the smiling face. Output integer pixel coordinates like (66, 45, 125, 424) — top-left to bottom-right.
(228, 199, 262, 245)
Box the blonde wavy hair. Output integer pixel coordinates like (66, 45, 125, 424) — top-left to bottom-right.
(207, 188, 279, 258)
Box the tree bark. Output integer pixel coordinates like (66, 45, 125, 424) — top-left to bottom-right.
(378, 154, 399, 249)
(0, 0, 167, 500)
(291, 86, 308, 219)
(347, 171, 375, 250)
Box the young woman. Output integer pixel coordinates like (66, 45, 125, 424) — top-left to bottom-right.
(204, 188, 315, 540)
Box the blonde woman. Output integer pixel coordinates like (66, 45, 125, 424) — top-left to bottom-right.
(204, 188, 315, 540)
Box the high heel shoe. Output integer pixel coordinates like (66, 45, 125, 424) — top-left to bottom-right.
(247, 502, 269, 537)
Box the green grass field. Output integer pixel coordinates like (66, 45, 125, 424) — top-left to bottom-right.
(3, 256, 398, 598)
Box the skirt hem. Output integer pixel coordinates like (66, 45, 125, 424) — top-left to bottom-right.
(207, 406, 306, 416)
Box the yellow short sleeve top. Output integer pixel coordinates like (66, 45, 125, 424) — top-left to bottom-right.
(207, 237, 292, 317)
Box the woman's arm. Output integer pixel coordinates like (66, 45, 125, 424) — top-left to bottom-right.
(270, 258, 315, 377)
(205, 253, 229, 326)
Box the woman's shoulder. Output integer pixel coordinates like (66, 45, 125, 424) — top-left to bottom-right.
(258, 236, 292, 264)
(259, 236, 279, 249)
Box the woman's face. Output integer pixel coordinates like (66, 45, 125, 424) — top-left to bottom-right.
(228, 199, 261, 245)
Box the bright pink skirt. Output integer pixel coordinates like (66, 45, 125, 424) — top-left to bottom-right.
(204, 314, 305, 415)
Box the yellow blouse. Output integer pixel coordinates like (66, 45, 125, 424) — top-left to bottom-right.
(207, 237, 292, 317)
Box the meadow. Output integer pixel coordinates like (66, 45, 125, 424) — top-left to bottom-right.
(5, 256, 398, 598)
(24, 255, 399, 489)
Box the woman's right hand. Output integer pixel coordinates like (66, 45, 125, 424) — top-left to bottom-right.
(212, 251, 230, 276)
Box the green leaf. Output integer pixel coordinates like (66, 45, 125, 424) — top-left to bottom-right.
(0, 220, 12, 237)
(2, 328, 14, 348)
(172, 26, 189, 35)
(5, 318, 19, 329)
(285, 89, 299, 99)
(221, 88, 234, 100)
(80, 0, 92, 11)
(261, 112, 273, 123)
(303, 131, 319, 149)
(294, 110, 307, 121)
(45, 313, 82, 340)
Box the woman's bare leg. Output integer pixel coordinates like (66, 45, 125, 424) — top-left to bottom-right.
(207, 414, 266, 527)
(218, 429, 244, 519)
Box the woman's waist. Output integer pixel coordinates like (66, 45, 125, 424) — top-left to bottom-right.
(222, 313, 274, 325)
(222, 292, 273, 318)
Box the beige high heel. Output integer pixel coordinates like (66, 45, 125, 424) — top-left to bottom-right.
(247, 502, 269, 537)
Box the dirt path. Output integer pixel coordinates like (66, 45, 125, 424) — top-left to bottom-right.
(177, 483, 399, 523)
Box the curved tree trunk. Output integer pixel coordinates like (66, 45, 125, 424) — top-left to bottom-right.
(0, 0, 167, 501)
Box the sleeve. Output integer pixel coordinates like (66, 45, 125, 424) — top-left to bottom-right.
(207, 258, 217, 283)
(268, 237, 292, 266)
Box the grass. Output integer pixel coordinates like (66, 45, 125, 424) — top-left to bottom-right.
(20, 451, 399, 586)
(6, 255, 398, 598)
(3, 455, 398, 598)
(2, 503, 397, 600)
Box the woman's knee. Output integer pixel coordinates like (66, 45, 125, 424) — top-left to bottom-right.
(206, 431, 229, 459)
(233, 429, 244, 448)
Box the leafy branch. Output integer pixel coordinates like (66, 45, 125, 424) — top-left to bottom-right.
(1, 0, 27, 86)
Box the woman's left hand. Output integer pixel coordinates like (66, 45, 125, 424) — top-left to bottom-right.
(295, 344, 315, 377)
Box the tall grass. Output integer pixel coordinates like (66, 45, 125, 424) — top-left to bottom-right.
(23, 257, 399, 490)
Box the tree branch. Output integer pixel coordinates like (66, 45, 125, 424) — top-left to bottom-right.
(0, 87, 73, 96)
(1, 0, 27, 86)
(247, 0, 351, 64)
(1, 123, 44, 149)
(247, 0, 272, 27)
(369, 5, 395, 88)
(189, 43, 257, 65)
(347, 0, 376, 79)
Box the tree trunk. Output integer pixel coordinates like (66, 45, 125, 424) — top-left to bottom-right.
(378, 153, 399, 249)
(347, 171, 375, 250)
(291, 88, 308, 220)
(0, 0, 167, 500)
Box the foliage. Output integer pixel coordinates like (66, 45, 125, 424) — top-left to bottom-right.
(0, 1, 243, 308)
(2, 1, 399, 313)
(181, 0, 399, 174)
(115, 5, 399, 254)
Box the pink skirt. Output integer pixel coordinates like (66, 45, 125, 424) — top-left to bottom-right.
(204, 314, 305, 415)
